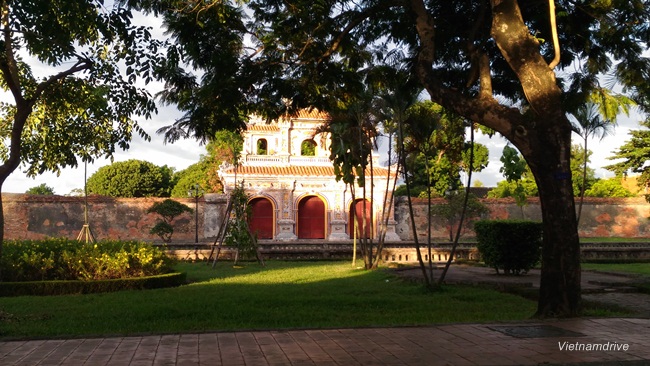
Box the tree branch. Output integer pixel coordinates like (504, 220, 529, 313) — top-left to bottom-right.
(409, 0, 525, 144)
(465, 1, 493, 99)
(320, 0, 406, 61)
(32, 59, 93, 101)
(1, 2, 23, 104)
(547, 0, 561, 70)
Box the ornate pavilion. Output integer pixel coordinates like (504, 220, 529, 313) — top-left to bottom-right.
(218, 109, 400, 241)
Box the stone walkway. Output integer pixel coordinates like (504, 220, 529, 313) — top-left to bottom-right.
(0, 318, 649, 365)
(395, 265, 650, 317)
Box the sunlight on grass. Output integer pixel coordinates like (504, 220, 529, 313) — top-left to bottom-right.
(0, 261, 536, 340)
(178, 261, 368, 285)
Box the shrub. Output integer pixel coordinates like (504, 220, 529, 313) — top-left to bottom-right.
(0, 239, 175, 282)
(474, 220, 542, 275)
(0, 272, 187, 297)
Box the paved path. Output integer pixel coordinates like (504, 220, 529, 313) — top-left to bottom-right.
(1, 318, 649, 365)
(396, 266, 650, 317)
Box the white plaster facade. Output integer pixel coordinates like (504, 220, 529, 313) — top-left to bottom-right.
(218, 110, 400, 242)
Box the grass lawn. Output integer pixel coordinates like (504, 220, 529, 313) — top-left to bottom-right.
(580, 237, 650, 243)
(582, 263, 650, 276)
(0, 261, 536, 340)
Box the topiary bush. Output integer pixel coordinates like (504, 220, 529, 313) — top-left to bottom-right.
(474, 220, 542, 275)
(0, 272, 187, 297)
(148, 199, 193, 242)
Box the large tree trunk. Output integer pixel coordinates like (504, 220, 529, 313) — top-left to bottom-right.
(523, 125, 581, 317)
(409, 0, 581, 316)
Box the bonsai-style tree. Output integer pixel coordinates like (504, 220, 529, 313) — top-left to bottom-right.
(148, 199, 193, 243)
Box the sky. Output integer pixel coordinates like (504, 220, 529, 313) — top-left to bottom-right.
(3, 108, 641, 195)
(1, 8, 645, 195)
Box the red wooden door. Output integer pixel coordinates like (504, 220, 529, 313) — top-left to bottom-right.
(298, 196, 325, 239)
(349, 199, 372, 239)
(248, 198, 274, 239)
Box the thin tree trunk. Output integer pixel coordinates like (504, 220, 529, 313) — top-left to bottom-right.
(425, 147, 433, 283)
(372, 135, 401, 269)
(397, 120, 430, 287)
(577, 138, 588, 223)
(438, 125, 475, 286)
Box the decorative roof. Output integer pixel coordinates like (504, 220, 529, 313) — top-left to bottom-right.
(294, 109, 330, 120)
(248, 124, 280, 132)
(223, 165, 394, 178)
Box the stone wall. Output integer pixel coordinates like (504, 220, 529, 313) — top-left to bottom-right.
(393, 196, 650, 241)
(3, 193, 649, 242)
(2, 193, 215, 242)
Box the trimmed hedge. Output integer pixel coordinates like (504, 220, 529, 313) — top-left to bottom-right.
(0, 272, 187, 297)
(474, 220, 542, 275)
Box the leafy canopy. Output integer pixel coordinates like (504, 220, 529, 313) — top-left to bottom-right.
(87, 159, 175, 197)
(398, 101, 489, 197)
(606, 120, 650, 191)
(25, 183, 55, 195)
(0, 0, 162, 177)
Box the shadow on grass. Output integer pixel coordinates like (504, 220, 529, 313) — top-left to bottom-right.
(0, 261, 535, 340)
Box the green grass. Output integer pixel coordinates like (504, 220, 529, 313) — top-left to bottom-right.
(581, 263, 650, 297)
(0, 261, 536, 340)
(580, 237, 650, 243)
(581, 263, 650, 276)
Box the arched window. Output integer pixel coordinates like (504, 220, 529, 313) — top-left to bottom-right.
(256, 139, 268, 155)
(300, 139, 316, 156)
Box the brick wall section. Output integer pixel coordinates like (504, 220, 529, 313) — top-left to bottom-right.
(393, 196, 650, 241)
(3, 193, 649, 242)
(2, 193, 202, 242)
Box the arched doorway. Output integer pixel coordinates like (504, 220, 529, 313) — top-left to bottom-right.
(349, 199, 372, 239)
(297, 196, 325, 239)
(248, 197, 274, 239)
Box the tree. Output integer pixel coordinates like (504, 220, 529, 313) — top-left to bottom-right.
(172, 160, 218, 197)
(315, 87, 380, 269)
(569, 144, 597, 198)
(570, 103, 616, 222)
(605, 120, 650, 194)
(139, 1, 650, 317)
(585, 177, 635, 198)
(432, 191, 489, 242)
(209, 130, 244, 181)
(87, 160, 175, 197)
(498, 145, 529, 215)
(25, 183, 55, 195)
(0, 1, 160, 273)
(402, 102, 489, 197)
(148, 199, 193, 242)
(489, 145, 594, 201)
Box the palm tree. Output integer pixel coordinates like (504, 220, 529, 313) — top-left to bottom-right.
(570, 103, 615, 223)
